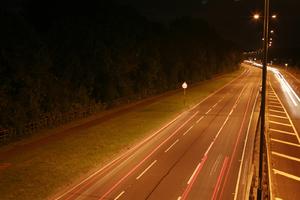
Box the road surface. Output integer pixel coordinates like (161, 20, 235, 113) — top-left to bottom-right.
(54, 65, 261, 200)
(267, 67, 300, 200)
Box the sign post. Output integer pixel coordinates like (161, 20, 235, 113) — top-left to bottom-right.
(182, 82, 188, 106)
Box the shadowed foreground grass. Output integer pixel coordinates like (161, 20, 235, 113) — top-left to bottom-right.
(0, 68, 243, 200)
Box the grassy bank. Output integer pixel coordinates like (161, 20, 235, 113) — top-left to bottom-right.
(0, 68, 243, 200)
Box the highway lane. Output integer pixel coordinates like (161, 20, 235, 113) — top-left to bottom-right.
(54, 65, 261, 200)
(267, 67, 300, 200)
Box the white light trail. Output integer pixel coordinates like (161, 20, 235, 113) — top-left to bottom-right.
(268, 67, 300, 107)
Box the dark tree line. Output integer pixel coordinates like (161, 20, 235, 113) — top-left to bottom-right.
(0, 1, 242, 131)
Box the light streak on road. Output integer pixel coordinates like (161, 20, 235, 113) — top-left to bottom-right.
(268, 67, 300, 107)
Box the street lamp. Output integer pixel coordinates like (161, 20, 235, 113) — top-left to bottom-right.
(258, 0, 270, 199)
(254, 14, 260, 20)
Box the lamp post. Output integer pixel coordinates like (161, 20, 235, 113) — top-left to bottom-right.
(258, 0, 270, 199)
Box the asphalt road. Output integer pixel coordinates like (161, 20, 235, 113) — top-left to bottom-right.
(267, 67, 300, 200)
(54, 65, 261, 200)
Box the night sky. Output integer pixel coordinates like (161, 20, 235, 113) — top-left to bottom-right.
(116, 0, 300, 51)
(2, 0, 300, 51)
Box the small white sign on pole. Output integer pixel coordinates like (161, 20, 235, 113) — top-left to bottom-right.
(182, 82, 187, 89)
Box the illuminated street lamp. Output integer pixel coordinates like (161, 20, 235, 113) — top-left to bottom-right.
(253, 14, 260, 20)
(285, 63, 288, 71)
(270, 30, 274, 34)
(272, 14, 277, 19)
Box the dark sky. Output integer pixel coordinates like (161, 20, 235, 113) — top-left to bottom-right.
(2, 0, 300, 51)
(116, 0, 300, 51)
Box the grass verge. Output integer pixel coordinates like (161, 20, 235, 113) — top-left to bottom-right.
(0, 68, 243, 200)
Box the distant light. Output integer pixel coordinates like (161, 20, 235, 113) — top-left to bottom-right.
(262, 38, 265, 41)
(272, 14, 277, 19)
(285, 63, 288, 67)
(270, 38, 273, 41)
(270, 30, 274, 34)
(253, 14, 260, 20)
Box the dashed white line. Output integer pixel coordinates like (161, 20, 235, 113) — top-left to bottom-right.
(164, 139, 179, 152)
(269, 120, 292, 127)
(212, 102, 219, 108)
(183, 126, 194, 136)
(272, 151, 300, 162)
(206, 108, 212, 115)
(271, 138, 300, 148)
(270, 128, 295, 136)
(114, 191, 125, 200)
(177, 196, 182, 200)
(273, 169, 300, 181)
(196, 116, 204, 124)
(136, 160, 157, 180)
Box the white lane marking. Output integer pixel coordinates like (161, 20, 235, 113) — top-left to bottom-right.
(269, 109, 286, 114)
(270, 128, 295, 136)
(275, 198, 283, 200)
(269, 114, 288, 119)
(187, 162, 201, 184)
(234, 91, 259, 200)
(57, 70, 247, 200)
(269, 120, 292, 127)
(196, 116, 204, 124)
(268, 105, 283, 109)
(190, 69, 247, 111)
(269, 96, 278, 99)
(164, 139, 179, 153)
(136, 160, 157, 180)
(270, 83, 300, 144)
(177, 196, 182, 200)
(269, 102, 281, 106)
(271, 138, 300, 148)
(212, 101, 219, 108)
(273, 168, 300, 181)
(272, 151, 300, 162)
(206, 108, 212, 115)
(114, 191, 125, 200)
(183, 126, 194, 136)
(53, 105, 187, 200)
(205, 141, 214, 156)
